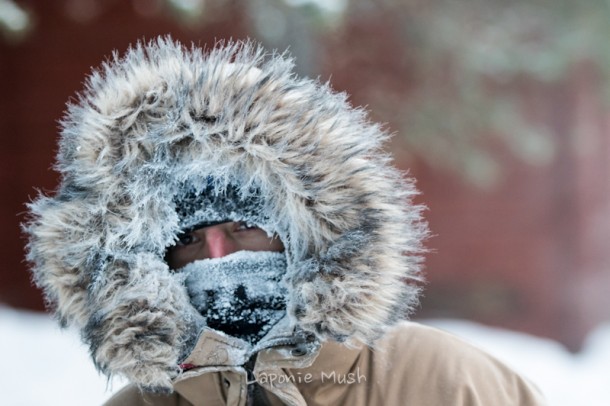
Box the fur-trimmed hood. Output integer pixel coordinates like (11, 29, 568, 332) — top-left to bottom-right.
(24, 37, 428, 391)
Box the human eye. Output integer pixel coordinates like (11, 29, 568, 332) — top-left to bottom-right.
(175, 231, 199, 247)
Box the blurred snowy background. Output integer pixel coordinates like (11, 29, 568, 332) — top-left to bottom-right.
(3, 305, 609, 405)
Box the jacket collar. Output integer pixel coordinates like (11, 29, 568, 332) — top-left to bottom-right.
(169, 317, 366, 406)
(173, 317, 324, 405)
(179, 316, 316, 370)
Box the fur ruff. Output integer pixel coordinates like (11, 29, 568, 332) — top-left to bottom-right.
(24, 37, 428, 391)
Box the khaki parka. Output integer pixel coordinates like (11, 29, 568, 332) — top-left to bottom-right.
(105, 321, 545, 406)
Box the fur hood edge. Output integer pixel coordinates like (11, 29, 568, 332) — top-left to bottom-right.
(23, 36, 428, 390)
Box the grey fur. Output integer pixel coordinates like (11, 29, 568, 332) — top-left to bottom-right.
(23, 37, 428, 391)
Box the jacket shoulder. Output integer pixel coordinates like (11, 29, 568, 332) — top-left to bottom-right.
(103, 384, 189, 406)
(373, 321, 547, 405)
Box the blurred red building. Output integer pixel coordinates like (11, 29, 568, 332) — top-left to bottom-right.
(1, 1, 609, 351)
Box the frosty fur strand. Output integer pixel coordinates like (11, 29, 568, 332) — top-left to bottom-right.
(24, 36, 428, 391)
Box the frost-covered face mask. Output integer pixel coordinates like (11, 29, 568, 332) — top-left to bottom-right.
(180, 250, 288, 345)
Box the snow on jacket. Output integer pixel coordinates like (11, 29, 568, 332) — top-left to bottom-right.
(24, 37, 544, 405)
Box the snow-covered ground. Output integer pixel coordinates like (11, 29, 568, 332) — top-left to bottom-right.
(1, 306, 608, 405)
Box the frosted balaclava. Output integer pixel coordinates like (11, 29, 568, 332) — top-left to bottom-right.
(180, 251, 287, 344)
(172, 184, 287, 344)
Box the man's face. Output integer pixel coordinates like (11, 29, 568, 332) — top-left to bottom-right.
(166, 221, 284, 269)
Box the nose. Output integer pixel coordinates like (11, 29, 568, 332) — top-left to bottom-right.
(203, 225, 238, 258)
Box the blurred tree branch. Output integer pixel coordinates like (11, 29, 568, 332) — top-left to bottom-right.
(328, 0, 609, 186)
(7, 0, 610, 185)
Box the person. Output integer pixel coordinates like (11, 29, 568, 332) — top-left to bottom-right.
(24, 37, 545, 405)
